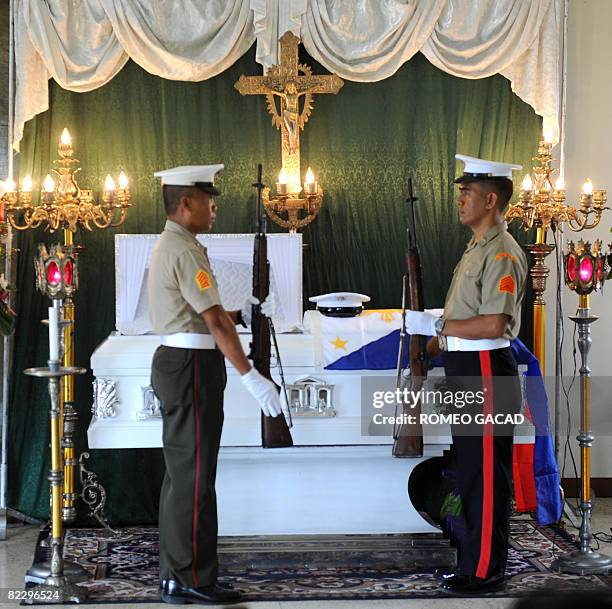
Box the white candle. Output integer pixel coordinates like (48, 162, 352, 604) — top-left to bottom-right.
(304, 182, 317, 195)
(304, 167, 317, 194)
(49, 305, 60, 362)
(277, 168, 288, 195)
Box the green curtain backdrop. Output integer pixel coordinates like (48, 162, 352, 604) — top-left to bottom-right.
(8, 46, 541, 524)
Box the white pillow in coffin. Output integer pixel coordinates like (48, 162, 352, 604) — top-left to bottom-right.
(131, 260, 284, 333)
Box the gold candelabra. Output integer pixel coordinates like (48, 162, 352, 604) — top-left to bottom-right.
(1, 128, 131, 526)
(505, 128, 609, 372)
(1, 128, 130, 233)
(263, 167, 324, 233)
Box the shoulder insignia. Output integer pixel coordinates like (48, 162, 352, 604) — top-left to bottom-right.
(496, 252, 517, 263)
(498, 274, 516, 295)
(195, 269, 211, 291)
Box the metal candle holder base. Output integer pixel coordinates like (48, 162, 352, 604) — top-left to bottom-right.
(26, 559, 88, 585)
(23, 362, 88, 602)
(553, 547, 612, 576)
(552, 307, 612, 575)
(25, 525, 88, 584)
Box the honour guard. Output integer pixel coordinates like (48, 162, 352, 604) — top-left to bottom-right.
(404, 154, 528, 594)
(149, 165, 281, 605)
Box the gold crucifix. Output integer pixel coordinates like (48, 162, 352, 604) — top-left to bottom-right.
(235, 31, 343, 194)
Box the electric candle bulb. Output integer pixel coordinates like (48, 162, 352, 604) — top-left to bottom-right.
(22, 175, 33, 192)
(104, 175, 116, 191)
(60, 128, 72, 146)
(555, 175, 565, 190)
(582, 179, 593, 195)
(4, 178, 16, 192)
(118, 171, 128, 189)
(304, 167, 317, 194)
(276, 169, 288, 195)
(43, 174, 55, 193)
(522, 174, 533, 191)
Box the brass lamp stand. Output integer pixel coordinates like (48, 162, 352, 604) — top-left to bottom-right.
(24, 245, 87, 603)
(525, 229, 555, 373)
(552, 240, 612, 575)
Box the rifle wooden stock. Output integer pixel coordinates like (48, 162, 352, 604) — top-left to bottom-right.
(392, 180, 425, 458)
(250, 164, 293, 448)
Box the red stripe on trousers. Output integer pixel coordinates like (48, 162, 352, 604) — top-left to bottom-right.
(477, 350, 494, 579)
(192, 351, 201, 587)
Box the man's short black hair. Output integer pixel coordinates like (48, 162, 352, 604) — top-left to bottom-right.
(163, 185, 196, 216)
(479, 178, 514, 211)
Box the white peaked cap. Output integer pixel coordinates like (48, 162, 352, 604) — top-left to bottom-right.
(454, 154, 522, 183)
(309, 292, 371, 308)
(154, 164, 224, 194)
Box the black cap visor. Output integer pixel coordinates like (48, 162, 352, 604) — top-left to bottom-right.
(454, 174, 512, 185)
(317, 305, 363, 318)
(194, 182, 221, 196)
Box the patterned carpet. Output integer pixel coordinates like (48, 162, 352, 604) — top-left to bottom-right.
(32, 518, 612, 602)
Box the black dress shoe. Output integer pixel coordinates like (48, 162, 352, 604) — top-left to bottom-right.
(160, 579, 235, 591)
(441, 573, 506, 595)
(160, 579, 243, 604)
(434, 567, 458, 581)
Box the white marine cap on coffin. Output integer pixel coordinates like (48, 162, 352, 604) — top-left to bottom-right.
(454, 154, 522, 183)
(309, 292, 371, 309)
(154, 164, 224, 195)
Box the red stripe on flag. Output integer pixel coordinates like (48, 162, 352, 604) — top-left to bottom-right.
(477, 351, 494, 579)
(192, 351, 201, 587)
(513, 443, 537, 512)
(513, 399, 536, 512)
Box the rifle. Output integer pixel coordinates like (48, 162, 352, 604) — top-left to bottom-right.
(392, 178, 425, 458)
(249, 163, 294, 448)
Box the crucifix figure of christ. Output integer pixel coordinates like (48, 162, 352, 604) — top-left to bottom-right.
(235, 31, 343, 192)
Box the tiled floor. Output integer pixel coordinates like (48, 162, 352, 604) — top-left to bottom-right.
(0, 499, 611, 609)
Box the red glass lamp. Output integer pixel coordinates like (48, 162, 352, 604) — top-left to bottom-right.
(564, 239, 608, 296)
(34, 243, 78, 300)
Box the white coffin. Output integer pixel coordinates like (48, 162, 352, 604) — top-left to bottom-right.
(88, 332, 451, 449)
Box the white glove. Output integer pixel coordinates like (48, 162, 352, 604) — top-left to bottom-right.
(404, 310, 440, 336)
(260, 292, 277, 318)
(241, 367, 282, 417)
(241, 293, 277, 326)
(241, 296, 259, 326)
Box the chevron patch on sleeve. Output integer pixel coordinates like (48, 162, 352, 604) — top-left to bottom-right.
(195, 269, 211, 291)
(498, 274, 516, 295)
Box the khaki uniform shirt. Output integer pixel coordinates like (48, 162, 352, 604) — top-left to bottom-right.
(148, 220, 222, 335)
(443, 222, 527, 339)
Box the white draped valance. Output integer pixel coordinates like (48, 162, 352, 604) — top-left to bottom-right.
(13, 0, 560, 150)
